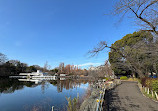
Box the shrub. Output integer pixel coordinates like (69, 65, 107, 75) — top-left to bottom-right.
(141, 77, 152, 87)
(104, 77, 110, 81)
(120, 76, 128, 80)
(151, 80, 158, 92)
(141, 78, 158, 92)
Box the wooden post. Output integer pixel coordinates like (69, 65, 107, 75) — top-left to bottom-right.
(145, 87, 147, 93)
(52, 106, 54, 111)
(139, 84, 142, 91)
(147, 88, 150, 94)
(155, 92, 158, 100)
(151, 90, 154, 98)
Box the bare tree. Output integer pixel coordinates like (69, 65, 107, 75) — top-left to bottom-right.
(59, 62, 65, 73)
(114, 0, 158, 36)
(43, 61, 49, 72)
(88, 41, 124, 57)
(65, 64, 71, 74)
(95, 61, 113, 78)
(0, 53, 7, 65)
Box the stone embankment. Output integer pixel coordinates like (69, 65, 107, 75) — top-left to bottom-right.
(79, 79, 121, 111)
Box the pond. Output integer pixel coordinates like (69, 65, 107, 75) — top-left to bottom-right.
(0, 78, 93, 111)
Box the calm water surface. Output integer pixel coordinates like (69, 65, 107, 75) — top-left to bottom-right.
(0, 78, 93, 111)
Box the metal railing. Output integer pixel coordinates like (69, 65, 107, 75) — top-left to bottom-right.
(96, 79, 121, 111)
(96, 81, 107, 111)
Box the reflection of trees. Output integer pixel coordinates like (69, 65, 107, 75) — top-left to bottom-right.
(0, 78, 37, 94)
(41, 81, 50, 94)
(54, 79, 94, 93)
(49, 80, 57, 86)
(0, 78, 94, 94)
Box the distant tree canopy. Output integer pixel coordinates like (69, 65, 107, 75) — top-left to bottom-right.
(0, 53, 91, 77)
(0, 53, 46, 77)
(109, 31, 158, 78)
(54, 63, 89, 76)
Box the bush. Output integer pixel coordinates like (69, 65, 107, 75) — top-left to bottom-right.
(141, 77, 148, 87)
(151, 80, 158, 92)
(120, 76, 128, 80)
(141, 78, 158, 92)
(104, 77, 110, 81)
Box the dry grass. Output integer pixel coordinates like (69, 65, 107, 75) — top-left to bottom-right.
(127, 78, 140, 82)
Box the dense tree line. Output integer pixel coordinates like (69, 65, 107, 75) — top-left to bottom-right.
(0, 53, 44, 77)
(50, 62, 89, 76)
(50, 62, 114, 78)
(0, 53, 91, 77)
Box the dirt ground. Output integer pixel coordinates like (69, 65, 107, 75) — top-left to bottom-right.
(103, 81, 158, 111)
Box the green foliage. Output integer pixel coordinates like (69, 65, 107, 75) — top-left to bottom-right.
(151, 80, 158, 92)
(26, 66, 37, 73)
(0, 53, 45, 76)
(109, 31, 155, 77)
(141, 78, 158, 92)
(120, 76, 128, 80)
(50, 68, 58, 73)
(104, 77, 110, 81)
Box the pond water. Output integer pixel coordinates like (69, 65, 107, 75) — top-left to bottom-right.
(0, 78, 93, 111)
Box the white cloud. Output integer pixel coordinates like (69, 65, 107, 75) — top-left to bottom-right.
(75, 62, 102, 67)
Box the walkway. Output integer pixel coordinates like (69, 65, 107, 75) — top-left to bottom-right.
(104, 81, 158, 111)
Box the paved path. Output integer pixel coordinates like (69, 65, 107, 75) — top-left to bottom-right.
(104, 81, 158, 111)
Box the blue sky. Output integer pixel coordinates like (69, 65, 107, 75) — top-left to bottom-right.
(0, 0, 138, 69)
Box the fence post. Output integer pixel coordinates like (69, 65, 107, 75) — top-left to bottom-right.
(155, 92, 158, 100)
(139, 83, 142, 91)
(52, 106, 54, 111)
(147, 88, 150, 94)
(145, 87, 147, 93)
(151, 90, 154, 97)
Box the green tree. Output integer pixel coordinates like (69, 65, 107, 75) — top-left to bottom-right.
(89, 31, 158, 78)
(26, 66, 37, 73)
(109, 31, 158, 78)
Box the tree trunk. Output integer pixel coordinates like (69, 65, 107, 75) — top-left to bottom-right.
(137, 69, 145, 78)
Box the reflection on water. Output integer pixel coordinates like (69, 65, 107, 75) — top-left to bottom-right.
(0, 78, 36, 94)
(0, 78, 94, 111)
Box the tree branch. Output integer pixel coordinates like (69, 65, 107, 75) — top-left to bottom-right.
(139, 0, 158, 16)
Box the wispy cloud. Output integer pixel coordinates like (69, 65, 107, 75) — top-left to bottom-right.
(75, 62, 102, 67)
